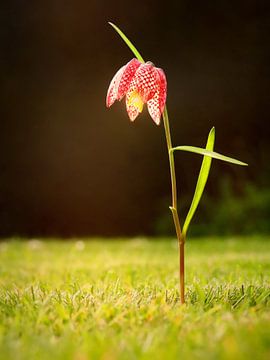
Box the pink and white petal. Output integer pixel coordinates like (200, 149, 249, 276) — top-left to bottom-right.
(106, 65, 125, 107)
(132, 63, 159, 103)
(146, 67, 167, 124)
(147, 91, 161, 125)
(117, 58, 142, 100)
(156, 68, 167, 114)
(126, 103, 141, 122)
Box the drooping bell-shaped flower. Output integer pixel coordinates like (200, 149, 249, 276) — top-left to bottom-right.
(106, 58, 167, 125)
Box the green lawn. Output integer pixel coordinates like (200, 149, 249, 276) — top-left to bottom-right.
(0, 237, 269, 359)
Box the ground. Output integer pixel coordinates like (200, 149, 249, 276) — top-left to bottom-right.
(0, 237, 269, 359)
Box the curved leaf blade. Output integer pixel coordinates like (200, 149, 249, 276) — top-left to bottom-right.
(171, 146, 248, 166)
(182, 127, 216, 237)
(108, 22, 145, 63)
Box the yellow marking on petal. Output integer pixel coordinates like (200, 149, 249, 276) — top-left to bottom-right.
(127, 91, 144, 112)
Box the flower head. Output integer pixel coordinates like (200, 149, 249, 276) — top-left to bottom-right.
(106, 58, 167, 125)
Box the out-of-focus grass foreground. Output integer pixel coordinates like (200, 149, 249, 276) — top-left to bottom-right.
(0, 237, 269, 360)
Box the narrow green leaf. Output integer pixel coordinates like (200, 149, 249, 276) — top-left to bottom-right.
(182, 127, 216, 237)
(108, 22, 145, 63)
(171, 146, 248, 166)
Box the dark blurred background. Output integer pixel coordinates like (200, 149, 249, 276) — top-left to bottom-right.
(1, 0, 269, 237)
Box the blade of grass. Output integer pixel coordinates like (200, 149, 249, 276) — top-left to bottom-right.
(171, 146, 248, 166)
(108, 22, 145, 63)
(182, 127, 215, 237)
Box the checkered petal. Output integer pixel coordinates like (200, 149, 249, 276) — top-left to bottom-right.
(147, 68, 167, 125)
(147, 92, 161, 125)
(125, 101, 141, 121)
(106, 59, 141, 107)
(106, 65, 125, 107)
(132, 62, 159, 102)
(117, 58, 141, 100)
(156, 68, 167, 114)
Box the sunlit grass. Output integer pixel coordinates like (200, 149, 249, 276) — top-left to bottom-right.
(0, 237, 269, 359)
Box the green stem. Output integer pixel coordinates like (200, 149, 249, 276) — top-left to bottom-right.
(163, 106, 185, 304)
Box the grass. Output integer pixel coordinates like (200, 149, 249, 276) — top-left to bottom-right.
(0, 236, 269, 359)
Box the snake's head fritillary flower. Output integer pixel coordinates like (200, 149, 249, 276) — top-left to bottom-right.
(106, 58, 167, 125)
